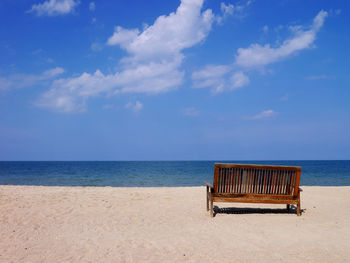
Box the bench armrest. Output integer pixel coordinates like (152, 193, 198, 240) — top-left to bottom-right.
(204, 181, 214, 190)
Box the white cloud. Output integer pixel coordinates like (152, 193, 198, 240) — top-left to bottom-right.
(0, 67, 65, 91)
(38, 0, 216, 112)
(191, 10, 328, 95)
(231, 71, 249, 89)
(221, 2, 234, 16)
(262, 25, 268, 33)
(27, 0, 80, 16)
(280, 94, 289, 102)
(306, 75, 329, 80)
(89, 2, 95, 11)
(107, 26, 140, 48)
(247, 110, 278, 120)
(108, 0, 214, 62)
(182, 107, 200, 117)
(102, 104, 113, 110)
(42, 67, 65, 78)
(235, 10, 328, 68)
(192, 65, 249, 94)
(192, 64, 230, 90)
(216, 1, 250, 24)
(91, 42, 103, 52)
(125, 101, 143, 113)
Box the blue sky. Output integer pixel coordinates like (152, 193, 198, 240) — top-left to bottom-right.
(0, 0, 349, 160)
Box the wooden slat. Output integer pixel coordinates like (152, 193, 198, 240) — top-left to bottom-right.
(276, 170, 281, 194)
(229, 168, 233, 193)
(238, 168, 242, 194)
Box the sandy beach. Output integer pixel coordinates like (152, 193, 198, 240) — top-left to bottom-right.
(0, 186, 349, 263)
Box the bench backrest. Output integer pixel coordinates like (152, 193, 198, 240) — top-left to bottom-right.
(214, 163, 301, 197)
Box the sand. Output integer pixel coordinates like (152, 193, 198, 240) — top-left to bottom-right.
(0, 186, 349, 263)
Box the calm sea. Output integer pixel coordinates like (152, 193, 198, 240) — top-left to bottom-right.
(0, 161, 349, 187)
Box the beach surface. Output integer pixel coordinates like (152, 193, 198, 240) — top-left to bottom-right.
(0, 186, 349, 263)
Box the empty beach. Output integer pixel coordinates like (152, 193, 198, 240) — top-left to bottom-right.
(0, 186, 349, 262)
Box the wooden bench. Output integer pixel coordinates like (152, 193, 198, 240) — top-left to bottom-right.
(205, 163, 302, 217)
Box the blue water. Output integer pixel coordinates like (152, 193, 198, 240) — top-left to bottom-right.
(0, 161, 349, 187)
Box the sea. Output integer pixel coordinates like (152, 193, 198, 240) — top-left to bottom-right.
(0, 161, 349, 187)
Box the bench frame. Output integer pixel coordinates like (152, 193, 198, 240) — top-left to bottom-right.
(205, 163, 302, 217)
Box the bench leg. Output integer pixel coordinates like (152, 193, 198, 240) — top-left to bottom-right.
(210, 196, 214, 217)
(297, 192, 301, 216)
(206, 186, 209, 211)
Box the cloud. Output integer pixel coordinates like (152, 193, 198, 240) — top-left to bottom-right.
(107, 26, 140, 48)
(191, 10, 327, 94)
(216, 1, 250, 24)
(89, 2, 95, 11)
(107, 0, 214, 62)
(231, 71, 249, 89)
(38, 0, 216, 112)
(192, 65, 249, 93)
(182, 107, 200, 117)
(192, 64, 230, 91)
(91, 42, 103, 52)
(102, 104, 113, 110)
(125, 101, 143, 113)
(235, 10, 328, 68)
(246, 110, 278, 120)
(0, 67, 65, 91)
(306, 75, 329, 80)
(27, 0, 80, 16)
(262, 25, 268, 33)
(280, 94, 289, 102)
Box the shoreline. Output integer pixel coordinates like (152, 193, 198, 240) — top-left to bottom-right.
(1, 186, 350, 262)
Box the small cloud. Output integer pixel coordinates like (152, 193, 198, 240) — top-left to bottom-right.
(274, 24, 284, 32)
(216, 1, 250, 24)
(91, 17, 97, 24)
(262, 25, 268, 33)
(32, 48, 44, 55)
(246, 110, 278, 120)
(306, 75, 329, 80)
(221, 2, 234, 16)
(107, 26, 140, 47)
(125, 101, 143, 113)
(47, 58, 54, 63)
(231, 71, 250, 89)
(42, 67, 65, 78)
(216, 2, 234, 24)
(192, 66, 249, 94)
(102, 104, 113, 110)
(91, 42, 103, 52)
(0, 67, 65, 91)
(280, 94, 289, 102)
(89, 2, 95, 11)
(182, 107, 200, 117)
(27, 0, 80, 17)
(322, 58, 333, 64)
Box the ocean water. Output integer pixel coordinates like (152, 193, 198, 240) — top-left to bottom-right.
(0, 161, 349, 187)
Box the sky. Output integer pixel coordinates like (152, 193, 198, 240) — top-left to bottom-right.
(0, 0, 349, 161)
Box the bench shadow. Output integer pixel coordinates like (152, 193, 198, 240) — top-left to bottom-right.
(213, 205, 305, 216)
